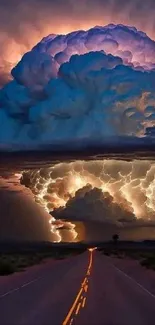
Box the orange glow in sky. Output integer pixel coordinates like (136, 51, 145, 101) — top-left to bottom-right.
(1, 14, 155, 85)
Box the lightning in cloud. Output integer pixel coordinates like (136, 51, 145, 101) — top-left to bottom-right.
(21, 159, 155, 242)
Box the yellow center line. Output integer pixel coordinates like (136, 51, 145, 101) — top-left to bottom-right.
(82, 277, 87, 287)
(62, 286, 83, 325)
(62, 250, 93, 325)
(75, 302, 81, 315)
(82, 297, 86, 308)
(84, 284, 88, 293)
(69, 318, 74, 325)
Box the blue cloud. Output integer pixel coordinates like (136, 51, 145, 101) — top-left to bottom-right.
(0, 24, 155, 150)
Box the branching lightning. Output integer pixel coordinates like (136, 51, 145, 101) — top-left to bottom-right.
(21, 159, 155, 242)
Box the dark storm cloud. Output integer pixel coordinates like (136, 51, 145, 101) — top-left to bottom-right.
(0, 188, 52, 241)
(52, 184, 136, 224)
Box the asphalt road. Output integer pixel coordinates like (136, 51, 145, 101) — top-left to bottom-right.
(1, 250, 155, 325)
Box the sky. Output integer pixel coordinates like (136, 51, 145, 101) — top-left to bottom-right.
(1, 0, 155, 242)
(1, 0, 155, 85)
(0, 176, 52, 241)
(1, 24, 155, 150)
(2, 160, 155, 243)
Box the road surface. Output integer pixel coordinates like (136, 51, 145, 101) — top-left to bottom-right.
(1, 250, 155, 324)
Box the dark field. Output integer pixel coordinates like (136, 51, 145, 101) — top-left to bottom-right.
(0, 241, 87, 275)
(99, 240, 155, 271)
(1, 240, 155, 275)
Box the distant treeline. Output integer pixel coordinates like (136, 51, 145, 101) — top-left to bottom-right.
(1, 240, 155, 254)
(0, 241, 89, 254)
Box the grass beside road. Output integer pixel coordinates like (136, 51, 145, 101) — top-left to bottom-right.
(0, 252, 53, 275)
(0, 248, 85, 276)
(100, 247, 155, 271)
(139, 254, 155, 270)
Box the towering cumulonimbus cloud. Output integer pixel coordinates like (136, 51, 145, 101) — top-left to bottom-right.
(1, 25, 155, 149)
(31, 24, 155, 70)
(21, 159, 155, 241)
(2, 0, 155, 84)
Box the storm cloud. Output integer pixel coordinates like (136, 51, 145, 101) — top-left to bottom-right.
(1, 25, 155, 149)
(52, 184, 136, 224)
(1, 0, 155, 84)
(21, 159, 155, 242)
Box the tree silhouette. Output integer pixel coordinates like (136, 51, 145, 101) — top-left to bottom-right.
(112, 234, 119, 245)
